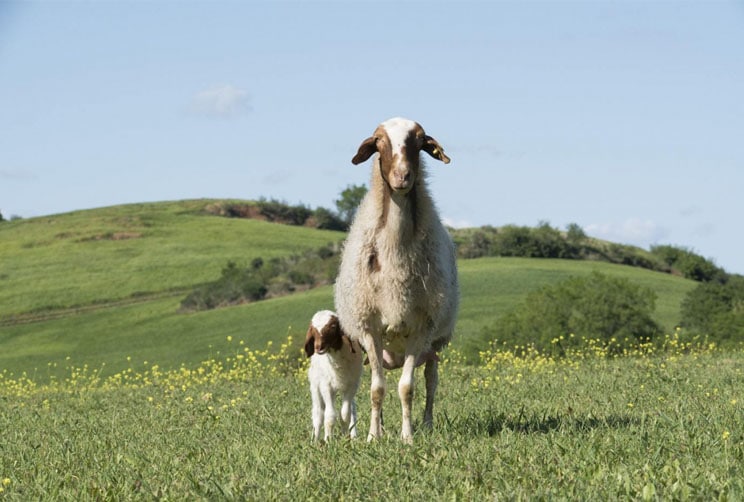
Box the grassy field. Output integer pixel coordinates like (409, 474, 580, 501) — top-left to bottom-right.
(0, 337, 741, 499)
(0, 200, 344, 318)
(0, 200, 740, 499)
(0, 258, 696, 380)
(1, 200, 697, 378)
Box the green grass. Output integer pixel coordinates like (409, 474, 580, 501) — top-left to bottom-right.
(0, 342, 741, 499)
(0, 200, 738, 499)
(0, 258, 696, 381)
(0, 200, 697, 379)
(0, 200, 344, 318)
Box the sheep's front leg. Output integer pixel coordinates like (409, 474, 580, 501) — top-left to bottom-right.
(398, 353, 418, 444)
(423, 356, 438, 429)
(364, 334, 385, 441)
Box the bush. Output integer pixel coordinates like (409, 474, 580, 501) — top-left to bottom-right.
(650, 245, 725, 282)
(485, 272, 661, 354)
(256, 198, 312, 226)
(312, 207, 347, 231)
(680, 274, 744, 345)
(179, 243, 341, 312)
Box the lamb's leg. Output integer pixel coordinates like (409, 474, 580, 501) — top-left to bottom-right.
(321, 388, 336, 442)
(398, 352, 418, 444)
(364, 334, 385, 441)
(311, 387, 323, 441)
(423, 356, 438, 429)
(340, 397, 358, 438)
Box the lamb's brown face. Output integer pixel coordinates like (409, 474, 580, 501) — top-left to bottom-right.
(304, 311, 344, 357)
(351, 118, 451, 194)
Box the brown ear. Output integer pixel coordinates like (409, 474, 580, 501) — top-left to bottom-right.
(422, 135, 451, 164)
(340, 327, 356, 354)
(304, 325, 316, 358)
(352, 136, 377, 165)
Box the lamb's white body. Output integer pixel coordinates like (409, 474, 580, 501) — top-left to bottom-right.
(335, 118, 459, 443)
(306, 310, 363, 441)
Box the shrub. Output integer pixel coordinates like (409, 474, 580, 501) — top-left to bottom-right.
(179, 243, 341, 312)
(680, 274, 744, 345)
(486, 272, 661, 354)
(256, 198, 312, 226)
(312, 207, 347, 231)
(459, 230, 494, 259)
(650, 245, 725, 282)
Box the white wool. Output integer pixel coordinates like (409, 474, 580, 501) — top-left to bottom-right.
(335, 117, 459, 443)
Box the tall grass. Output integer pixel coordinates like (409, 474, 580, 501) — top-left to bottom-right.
(1, 334, 741, 500)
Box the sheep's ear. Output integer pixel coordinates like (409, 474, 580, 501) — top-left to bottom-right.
(352, 136, 377, 165)
(422, 135, 451, 164)
(339, 327, 356, 353)
(304, 326, 315, 357)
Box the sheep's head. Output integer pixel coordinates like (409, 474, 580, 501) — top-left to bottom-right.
(352, 117, 450, 194)
(304, 310, 346, 357)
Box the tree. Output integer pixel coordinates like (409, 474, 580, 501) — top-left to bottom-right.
(0, 210, 4, 222)
(566, 223, 586, 243)
(335, 184, 367, 226)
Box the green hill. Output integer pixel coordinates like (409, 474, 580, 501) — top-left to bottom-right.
(0, 200, 697, 379)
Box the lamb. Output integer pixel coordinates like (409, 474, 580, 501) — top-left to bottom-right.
(304, 310, 363, 441)
(334, 117, 459, 443)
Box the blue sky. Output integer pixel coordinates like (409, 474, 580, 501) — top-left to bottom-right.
(1, 1, 743, 274)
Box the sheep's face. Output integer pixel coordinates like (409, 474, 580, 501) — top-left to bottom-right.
(304, 310, 345, 357)
(352, 117, 450, 194)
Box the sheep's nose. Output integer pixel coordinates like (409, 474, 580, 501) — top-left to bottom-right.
(394, 170, 411, 186)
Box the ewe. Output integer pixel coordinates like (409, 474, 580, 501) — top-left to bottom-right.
(335, 117, 459, 443)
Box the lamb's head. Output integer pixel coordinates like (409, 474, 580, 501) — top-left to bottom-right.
(352, 117, 450, 194)
(304, 310, 346, 357)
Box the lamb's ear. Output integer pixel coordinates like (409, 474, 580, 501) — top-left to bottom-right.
(304, 326, 315, 358)
(352, 136, 377, 165)
(422, 135, 451, 164)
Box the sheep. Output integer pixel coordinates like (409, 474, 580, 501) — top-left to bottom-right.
(304, 310, 363, 441)
(334, 117, 459, 443)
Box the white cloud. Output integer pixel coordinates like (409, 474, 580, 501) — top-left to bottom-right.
(442, 217, 473, 228)
(191, 84, 251, 118)
(584, 218, 667, 247)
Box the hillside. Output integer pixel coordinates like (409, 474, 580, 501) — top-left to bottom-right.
(0, 200, 697, 378)
(0, 200, 345, 320)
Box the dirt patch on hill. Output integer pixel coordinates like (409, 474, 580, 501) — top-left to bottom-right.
(78, 232, 143, 242)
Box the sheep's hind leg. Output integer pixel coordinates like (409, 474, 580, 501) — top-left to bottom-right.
(423, 357, 439, 429)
